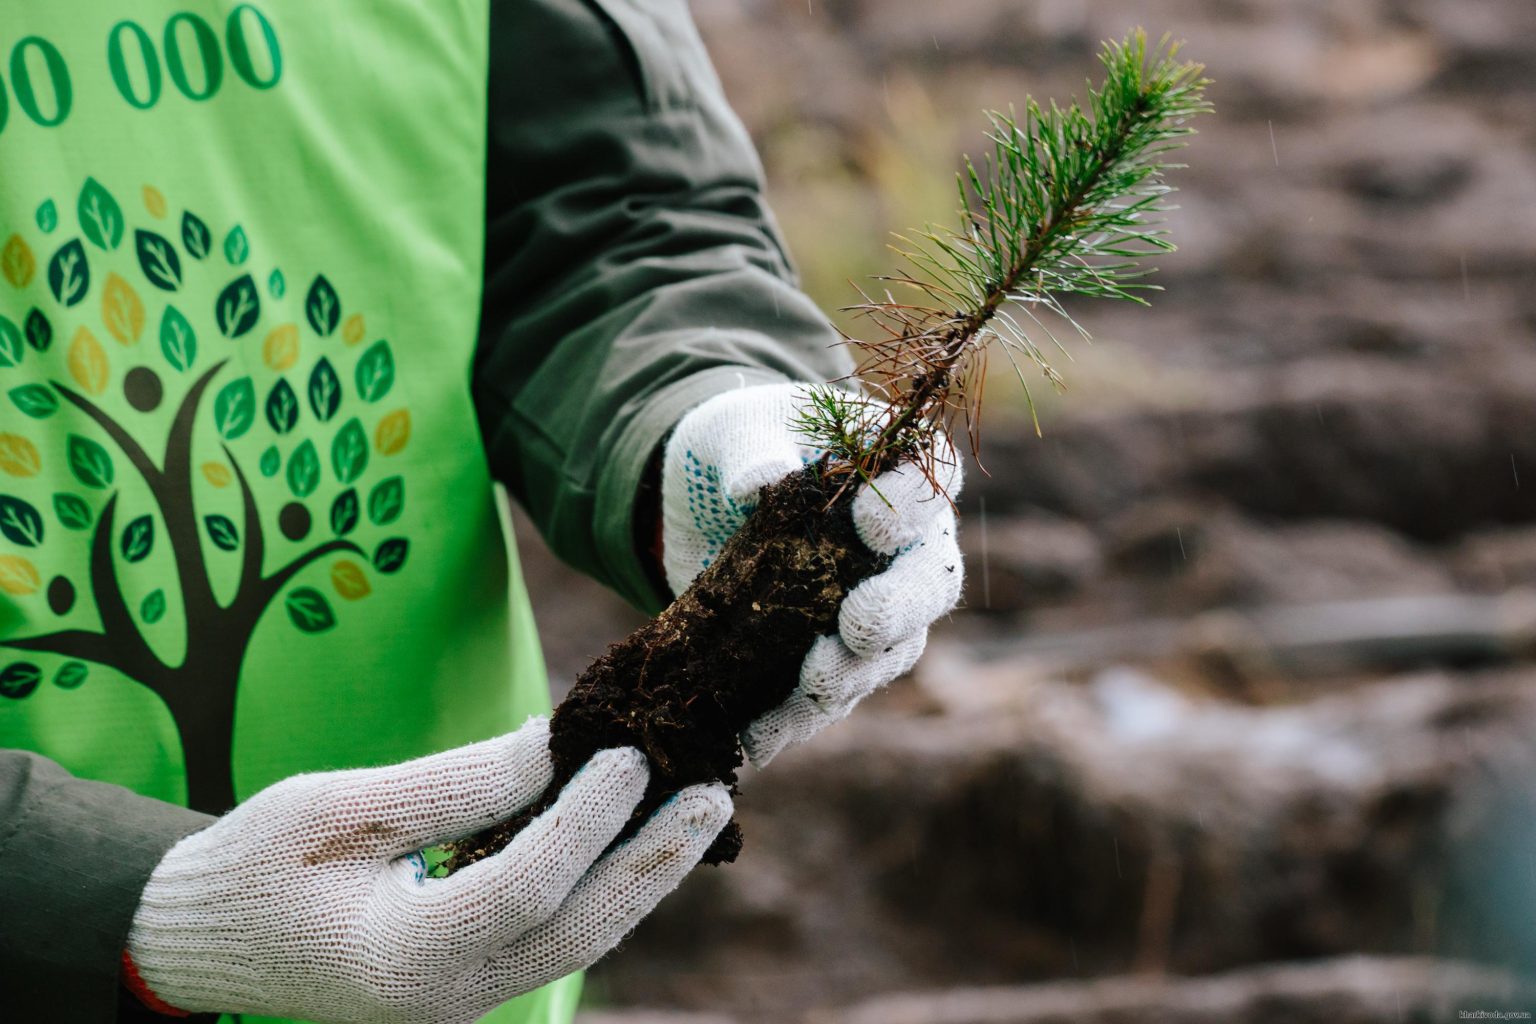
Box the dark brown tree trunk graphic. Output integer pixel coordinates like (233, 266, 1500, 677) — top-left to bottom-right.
(3, 360, 359, 814)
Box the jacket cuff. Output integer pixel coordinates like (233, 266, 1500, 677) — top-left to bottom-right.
(594, 360, 789, 614)
(0, 752, 213, 1020)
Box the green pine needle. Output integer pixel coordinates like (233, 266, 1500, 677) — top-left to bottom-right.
(797, 30, 1212, 494)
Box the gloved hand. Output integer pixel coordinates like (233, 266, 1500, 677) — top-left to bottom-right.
(662, 381, 963, 766)
(124, 717, 730, 1024)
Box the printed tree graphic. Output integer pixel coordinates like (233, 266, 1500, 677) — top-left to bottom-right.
(0, 178, 413, 813)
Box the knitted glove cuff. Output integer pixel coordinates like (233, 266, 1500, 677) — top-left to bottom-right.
(120, 949, 190, 1018)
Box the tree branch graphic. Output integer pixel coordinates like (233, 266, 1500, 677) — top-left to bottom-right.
(6, 360, 361, 811)
(1, 179, 412, 813)
(5, 495, 157, 682)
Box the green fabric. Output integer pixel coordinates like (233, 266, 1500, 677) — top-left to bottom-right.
(0, 3, 576, 1021)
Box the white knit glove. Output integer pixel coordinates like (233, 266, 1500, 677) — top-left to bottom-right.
(662, 381, 963, 766)
(125, 717, 730, 1023)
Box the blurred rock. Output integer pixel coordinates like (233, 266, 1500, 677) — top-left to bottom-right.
(577, 1014, 739, 1024)
(816, 957, 1535, 1024)
(590, 669, 1536, 1018)
(968, 359, 1536, 541)
(961, 513, 1103, 612)
(1454, 527, 1536, 593)
(1104, 505, 1451, 610)
(1339, 151, 1473, 207)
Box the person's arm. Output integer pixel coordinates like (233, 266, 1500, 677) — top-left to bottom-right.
(474, 0, 853, 613)
(0, 750, 212, 1020)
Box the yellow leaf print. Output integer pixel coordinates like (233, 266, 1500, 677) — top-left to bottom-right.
(0, 434, 41, 477)
(262, 324, 299, 371)
(68, 327, 109, 395)
(331, 559, 372, 601)
(2, 235, 35, 288)
(202, 462, 232, 488)
(342, 313, 365, 346)
(0, 555, 40, 596)
(143, 185, 168, 219)
(102, 272, 145, 344)
(374, 409, 411, 455)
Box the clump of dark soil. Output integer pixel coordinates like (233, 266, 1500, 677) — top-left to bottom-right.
(443, 466, 888, 871)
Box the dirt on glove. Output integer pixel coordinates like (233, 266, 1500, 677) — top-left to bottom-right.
(443, 466, 889, 872)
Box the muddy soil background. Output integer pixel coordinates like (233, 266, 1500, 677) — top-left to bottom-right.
(508, 0, 1536, 1020)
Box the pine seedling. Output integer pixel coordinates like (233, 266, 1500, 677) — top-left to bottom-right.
(798, 30, 1211, 496)
(445, 30, 1210, 874)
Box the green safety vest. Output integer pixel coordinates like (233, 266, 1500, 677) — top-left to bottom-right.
(0, 3, 579, 1021)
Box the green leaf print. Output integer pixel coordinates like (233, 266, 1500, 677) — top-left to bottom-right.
(213, 377, 256, 440)
(47, 239, 90, 307)
(78, 178, 124, 251)
(373, 537, 408, 575)
(305, 275, 340, 337)
(53, 661, 88, 690)
(259, 445, 281, 478)
(24, 309, 52, 352)
(367, 476, 404, 526)
(53, 493, 93, 530)
(67, 435, 114, 489)
(159, 306, 197, 372)
(9, 384, 58, 419)
(141, 589, 167, 624)
(308, 358, 340, 422)
(224, 226, 250, 266)
(0, 316, 23, 368)
(330, 488, 359, 536)
(215, 274, 261, 338)
(286, 439, 319, 498)
(0, 496, 44, 547)
(204, 514, 240, 551)
(182, 211, 212, 260)
(0, 662, 42, 700)
(265, 379, 299, 434)
(355, 341, 394, 402)
(284, 586, 336, 633)
(331, 418, 368, 484)
(120, 514, 154, 563)
(36, 200, 58, 234)
(135, 229, 184, 292)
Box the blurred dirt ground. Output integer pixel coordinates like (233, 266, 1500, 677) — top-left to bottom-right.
(507, 0, 1536, 1020)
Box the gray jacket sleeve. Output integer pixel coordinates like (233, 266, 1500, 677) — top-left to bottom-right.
(0, 750, 213, 1020)
(474, 0, 853, 614)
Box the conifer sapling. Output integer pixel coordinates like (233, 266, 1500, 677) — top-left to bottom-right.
(444, 31, 1212, 872)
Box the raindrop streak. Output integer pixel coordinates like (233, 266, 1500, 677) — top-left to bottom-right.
(979, 495, 991, 609)
(1513, 454, 1521, 491)
(1267, 120, 1280, 166)
(1176, 527, 1187, 561)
